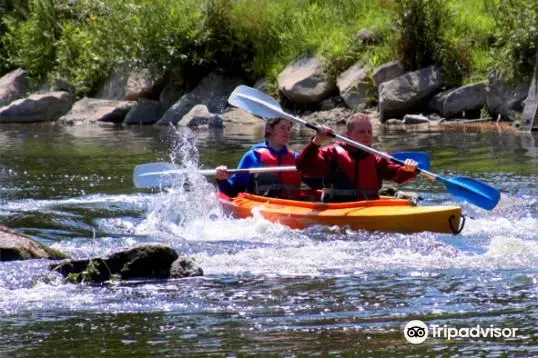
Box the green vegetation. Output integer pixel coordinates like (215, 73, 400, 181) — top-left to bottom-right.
(1, 0, 536, 95)
(65, 259, 112, 284)
(43, 246, 69, 260)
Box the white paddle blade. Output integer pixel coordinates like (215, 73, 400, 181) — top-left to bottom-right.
(133, 161, 300, 189)
(228, 85, 284, 120)
(133, 162, 183, 188)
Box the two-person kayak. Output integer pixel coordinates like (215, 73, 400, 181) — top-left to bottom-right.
(217, 192, 464, 234)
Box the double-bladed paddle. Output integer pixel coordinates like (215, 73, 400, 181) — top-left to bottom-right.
(228, 85, 501, 210)
(133, 163, 297, 189)
(133, 151, 429, 189)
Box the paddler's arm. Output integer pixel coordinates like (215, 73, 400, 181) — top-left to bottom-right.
(296, 126, 334, 176)
(216, 171, 239, 197)
(376, 156, 419, 184)
(216, 151, 258, 197)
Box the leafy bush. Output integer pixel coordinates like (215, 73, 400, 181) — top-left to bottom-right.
(2, 0, 81, 76)
(1, 0, 535, 97)
(54, 0, 204, 93)
(0, 0, 29, 72)
(390, 0, 468, 86)
(54, 22, 109, 94)
(486, 0, 538, 81)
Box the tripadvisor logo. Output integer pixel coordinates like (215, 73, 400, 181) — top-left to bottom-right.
(403, 320, 519, 344)
(404, 320, 429, 344)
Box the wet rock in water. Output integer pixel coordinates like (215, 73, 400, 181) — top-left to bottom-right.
(0, 91, 74, 123)
(402, 114, 430, 124)
(384, 118, 404, 125)
(429, 82, 487, 118)
(50, 244, 203, 283)
(0, 225, 68, 261)
(170, 257, 204, 278)
(59, 97, 135, 124)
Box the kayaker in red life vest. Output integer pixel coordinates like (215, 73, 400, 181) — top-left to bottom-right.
(295, 113, 419, 202)
(215, 118, 310, 199)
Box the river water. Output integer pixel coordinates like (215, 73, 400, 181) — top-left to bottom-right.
(0, 122, 537, 356)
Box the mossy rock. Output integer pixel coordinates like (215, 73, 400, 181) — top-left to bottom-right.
(0, 225, 68, 261)
(50, 244, 190, 284)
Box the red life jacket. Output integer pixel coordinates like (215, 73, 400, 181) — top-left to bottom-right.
(254, 147, 302, 198)
(322, 144, 380, 201)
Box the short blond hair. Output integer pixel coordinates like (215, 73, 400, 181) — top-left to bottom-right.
(346, 113, 370, 132)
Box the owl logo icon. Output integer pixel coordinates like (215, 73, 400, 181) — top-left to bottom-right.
(404, 320, 429, 344)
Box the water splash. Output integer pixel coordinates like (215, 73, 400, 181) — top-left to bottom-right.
(135, 127, 223, 240)
(128, 129, 538, 276)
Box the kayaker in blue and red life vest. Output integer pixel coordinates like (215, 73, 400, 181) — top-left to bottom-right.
(296, 113, 419, 202)
(215, 118, 315, 199)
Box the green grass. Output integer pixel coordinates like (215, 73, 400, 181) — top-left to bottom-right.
(1, 0, 535, 96)
(446, 0, 496, 82)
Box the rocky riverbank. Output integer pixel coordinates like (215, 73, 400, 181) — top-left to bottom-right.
(0, 55, 534, 130)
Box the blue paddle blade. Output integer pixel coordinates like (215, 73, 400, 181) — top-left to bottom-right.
(437, 176, 501, 210)
(226, 85, 500, 211)
(228, 85, 283, 120)
(392, 151, 430, 171)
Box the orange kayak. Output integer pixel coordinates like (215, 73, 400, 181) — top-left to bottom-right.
(217, 192, 463, 234)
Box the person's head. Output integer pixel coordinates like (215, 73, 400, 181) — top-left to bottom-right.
(345, 113, 372, 146)
(264, 118, 293, 148)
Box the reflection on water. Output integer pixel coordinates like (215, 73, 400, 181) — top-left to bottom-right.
(0, 122, 537, 355)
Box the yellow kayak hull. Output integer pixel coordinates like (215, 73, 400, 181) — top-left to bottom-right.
(218, 192, 463, 234)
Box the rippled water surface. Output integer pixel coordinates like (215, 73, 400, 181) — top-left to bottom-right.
(1, 122, 537, 356)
